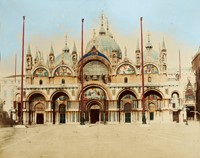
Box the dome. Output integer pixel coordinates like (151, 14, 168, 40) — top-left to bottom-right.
(86, 33, 122, 59)
(144, 42, 159, 63)
(55, 52, 73, 66)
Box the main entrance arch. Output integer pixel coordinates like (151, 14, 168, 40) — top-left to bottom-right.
(117, 90, 138, 123)
(27, 92, 46, 124)
(51, 91, 69, 124)
(82, 86, 107, 123)
(89, 104, 100, 124)
(144, 90, 163, 121)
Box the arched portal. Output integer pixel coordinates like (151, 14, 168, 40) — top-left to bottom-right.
(124, 103, 131, 123)
(144, 90, 162, 121)
(35, 103, 45, 124)
(28, 93, 46, 124)
(89, 103, 100, 124)
(118, 90, 138, 123)
(59, 104, 66, 123)
(81, 86, 107, 123)
(51, 92, 69, 124)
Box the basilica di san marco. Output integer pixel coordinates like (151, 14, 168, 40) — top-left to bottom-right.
(13, 16, 187, 125)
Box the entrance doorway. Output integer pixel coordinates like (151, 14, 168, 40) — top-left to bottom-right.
(173, 111, 179, 123)
(150, 112, 154, 120)
(125, 113, 131, 123)
(90, 109, 99, 124)
(60, 114, 65, 123)
(59, 104, 66, 123)
(36, 113, 44, 124)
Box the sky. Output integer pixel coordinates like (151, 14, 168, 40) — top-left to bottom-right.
(0, 0, 200, 77)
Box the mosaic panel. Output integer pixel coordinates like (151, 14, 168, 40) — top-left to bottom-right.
(117, 64, 135, 74)
(55, 66, 72, 76)
(84, 88, 105, 100)
(144, 64, 158, 74)
(34, 68, 49, 77)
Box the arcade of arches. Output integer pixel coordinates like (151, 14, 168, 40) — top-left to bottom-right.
(19, 88, 175, 124)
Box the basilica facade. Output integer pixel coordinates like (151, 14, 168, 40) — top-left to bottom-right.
(13, 15, 185, 125)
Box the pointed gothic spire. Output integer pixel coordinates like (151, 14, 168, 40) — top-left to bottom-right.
(65, 33, 67, 45)
(63, 33, 70, 53)
(73, 41, 77, 53)
(101, 11, 104, 27)
(50, 43, 54, 54)
(36, 49, 39, 61)
(147, 32, 151, 42)
(162, 38, 166, 51)
(136, 39, 140, 51)
(106, 18, 109, 31)
(27, 43, 31, 55)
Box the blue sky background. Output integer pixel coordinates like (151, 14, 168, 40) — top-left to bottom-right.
(0, 0, 200, 76)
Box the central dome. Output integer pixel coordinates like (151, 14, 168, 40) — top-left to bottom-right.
(85, 29, 122, 59)
(144, 41, 159, 63)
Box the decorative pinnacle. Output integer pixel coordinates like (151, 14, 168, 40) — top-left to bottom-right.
(73, 41, 77, 52)
(162, 38, 166, 50)
(106, 18, 109, 31)
(147, 32, 151, 42)
(101, 11, 104, 27)
(50, 43, 54, 54)
(65, 33, 68, 46)
(27, 43, 31, 55)
(136, 39, 140, 50)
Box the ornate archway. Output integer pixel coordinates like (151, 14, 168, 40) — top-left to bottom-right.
(81, 87, 107, 123)
(117, 90, 138, 123)
(144, 90, 163, 121)
(28, 93, 46, 124)
(88, 103, 101, 124)
(51, 91, 69, 124)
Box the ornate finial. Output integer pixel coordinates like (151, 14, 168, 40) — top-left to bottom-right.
(124, 46, 127, 57)
(73, 41, 77, 52)
(50, 43, 54, 54)
(147, 32, 151, 42)
(65, 33, 67, 45)
(106, 18, 109, 31)
(101, 11, 104, 27)
(27, 43, 31, 55)
(137, 39, 140, 50)
(162, 38, 166, 51)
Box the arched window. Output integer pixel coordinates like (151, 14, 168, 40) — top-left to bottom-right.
(124, 77, 128, 83)
(39, 80, 43, 85)
(148, 76, 151, 82)
(61, 79, 65, 84)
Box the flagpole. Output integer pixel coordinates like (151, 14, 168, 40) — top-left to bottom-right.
(179, 49, 181, 79)
(15, 54, 17, 83)
(19, 16, 25, 125)
(140, 17, 146, 124)
(80, 18, 85, 125)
